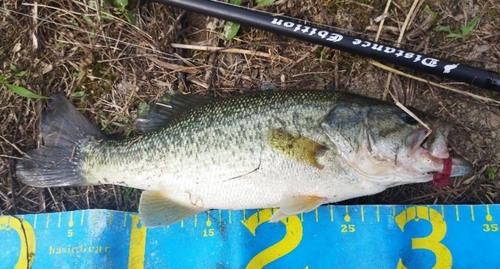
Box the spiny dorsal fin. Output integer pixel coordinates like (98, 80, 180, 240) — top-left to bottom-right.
(136, 92, 217, 133)
(265, 128, 328, 169)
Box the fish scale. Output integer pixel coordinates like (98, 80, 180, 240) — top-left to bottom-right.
(83, 91, 339, 190)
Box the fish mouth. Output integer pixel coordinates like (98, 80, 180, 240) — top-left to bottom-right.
(408, 122, 451, 159)
(431, 154, 472, 187)
(407, 123, 472, 186)
(449, 155, 472, 177)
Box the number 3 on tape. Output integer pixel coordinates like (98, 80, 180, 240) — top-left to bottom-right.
(395, 206, 452, 269)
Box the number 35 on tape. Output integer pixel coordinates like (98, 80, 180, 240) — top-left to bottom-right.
(1, 204, 499, 268)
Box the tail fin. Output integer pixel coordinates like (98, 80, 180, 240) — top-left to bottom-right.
(17, 94, 104, 187)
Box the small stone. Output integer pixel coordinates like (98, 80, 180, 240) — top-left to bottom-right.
(473, 44, 490, 54)
(260, 83, 276, 91)
(490, 114, 500, 128)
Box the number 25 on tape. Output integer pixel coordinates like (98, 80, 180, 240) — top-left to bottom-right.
(0, 216, 36, 269)
(241, 209, 303, 269)
(395, 206, 452, 269)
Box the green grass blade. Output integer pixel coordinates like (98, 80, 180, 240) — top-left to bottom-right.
(256, 0, 276, 4)
(6, 84, 50, 99)
(462, 16, 480, 36)
(223, 21, 241, 40)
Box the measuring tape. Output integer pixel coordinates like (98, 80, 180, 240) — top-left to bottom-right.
(1, 204, 498, 268)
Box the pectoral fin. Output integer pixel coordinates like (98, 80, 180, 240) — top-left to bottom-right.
(139, 190, 204, 227)
(270, 194, 327, 222)
(265, 129, 328, 169)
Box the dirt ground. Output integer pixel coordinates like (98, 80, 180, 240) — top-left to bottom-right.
(1, 0, 499, 215)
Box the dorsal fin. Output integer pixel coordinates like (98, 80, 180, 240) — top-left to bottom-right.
(136, 92, 216, 133)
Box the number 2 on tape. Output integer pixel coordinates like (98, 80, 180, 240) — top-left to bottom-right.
(241, 209, 303, 268)
(0, 216, 36, 269)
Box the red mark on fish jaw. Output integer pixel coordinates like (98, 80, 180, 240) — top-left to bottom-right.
(433, 157, 452, 187)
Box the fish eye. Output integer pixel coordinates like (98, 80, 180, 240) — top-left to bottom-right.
(399, 111, 419, 125)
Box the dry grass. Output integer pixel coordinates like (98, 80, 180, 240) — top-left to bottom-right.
(1, 0, 499, 215)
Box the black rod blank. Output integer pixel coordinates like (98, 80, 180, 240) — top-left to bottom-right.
(149, 0, 500, 93)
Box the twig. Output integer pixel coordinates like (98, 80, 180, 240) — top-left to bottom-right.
(394, 4, 421, 63)
(288, 45, 319, 69)
(373, 2, 433, 156)
(204, 51, 218, 92)
(147, 56, 206, 74)
(291, 71, 331, 78)
(374, 0, 393, 100)
(374, 0, 392, 42)
(22, 2, 153, 40)
(0, 155, 23, 160)
(8, 159, 18, 214)
(31, 1, 38, 50)
(401, 186, 470, 203)
(1, 136, 25, 155)
(396, 101, 432, 154)
(203, 19, 220, 92)
(371, 61, 500, 104)
(189, 79, 210, 89)
(378, 0, 422, 100)
(170, 43, 293, 63)
(112, 185, 120, 211)
(165, 10, 186, 38)
(384, 86, 432, 154)
(4, 94, 25, 213)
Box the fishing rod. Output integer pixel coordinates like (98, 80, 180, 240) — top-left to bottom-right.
(139, 0, 500, 93)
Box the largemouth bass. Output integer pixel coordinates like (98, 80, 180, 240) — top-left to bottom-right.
(17, 90, 471, 227)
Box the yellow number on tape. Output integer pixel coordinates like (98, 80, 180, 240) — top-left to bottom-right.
(203, 228, 215, 237)
(341, 224, 355, 233)
(395, 206, 452, 269)
(483, 223, 499, 232)
(0, 216, 36, 269)
(128, 214, 146, 269)
(242, 209, 303, 269)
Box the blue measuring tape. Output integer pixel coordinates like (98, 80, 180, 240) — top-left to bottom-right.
(1, 204, 498, 268)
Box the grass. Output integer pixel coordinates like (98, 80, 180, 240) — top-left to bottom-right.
(1, 65, 49, 99)
(1, 0, 500, 216)
(437, 16, 481, 42)
(220, 0, 276, 40)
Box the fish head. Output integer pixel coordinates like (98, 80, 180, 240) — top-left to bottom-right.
(321, 100, 472, 187)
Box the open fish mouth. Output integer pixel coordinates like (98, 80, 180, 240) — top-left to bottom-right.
(408, 124, 472, 186)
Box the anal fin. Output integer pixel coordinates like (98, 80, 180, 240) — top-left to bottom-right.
(139, 190, 204, 227)
(270, 194, 327, 222)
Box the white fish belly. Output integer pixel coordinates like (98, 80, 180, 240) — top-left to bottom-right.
(130, 149, 387, 211)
